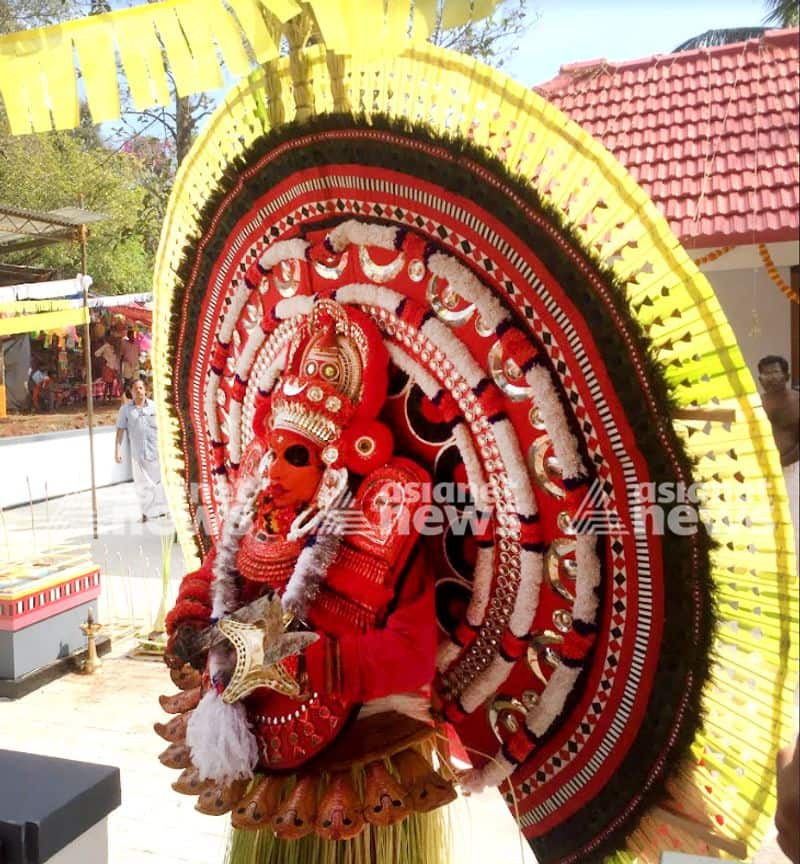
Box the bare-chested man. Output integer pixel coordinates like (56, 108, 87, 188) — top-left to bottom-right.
(758, 355, 799, 561)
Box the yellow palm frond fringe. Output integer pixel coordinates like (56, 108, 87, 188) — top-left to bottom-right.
(152, 44, 798, 862)
(0, 0, 500, 135)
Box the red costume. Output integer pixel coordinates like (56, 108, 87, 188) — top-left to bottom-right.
(161, 300, 456, 851)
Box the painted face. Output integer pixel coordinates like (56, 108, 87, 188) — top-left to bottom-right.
(266, 430, 324, 508)
(759, 362, 789, 393)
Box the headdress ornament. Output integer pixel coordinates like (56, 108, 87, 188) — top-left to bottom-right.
(269, 299, 391, 469)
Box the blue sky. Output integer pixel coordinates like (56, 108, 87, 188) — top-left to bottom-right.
(506, 0, 770, 86)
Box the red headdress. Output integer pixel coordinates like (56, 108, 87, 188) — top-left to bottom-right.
(269, 299, 394, 473)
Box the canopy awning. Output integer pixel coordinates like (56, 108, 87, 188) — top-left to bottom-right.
(0, 262, 56, 287)
(0, 205, 106, 255)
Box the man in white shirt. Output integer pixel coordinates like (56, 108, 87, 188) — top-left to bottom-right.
(115, 379, 168, 522)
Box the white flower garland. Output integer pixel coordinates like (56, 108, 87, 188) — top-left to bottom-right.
(526, 365, 584, 479)
(385, 342, 440, 400)
(282, 532, 342, 622)
(427, 251, 509, 332)
(204, 368, 222, 443)
(459, 752, 515, 794)
(258, 238, 310, 272)
(420, 316, 485, 389)
(327, 220, 399, 252)
(236, 327, 267, 381)
(465, 545, 494, 627)
(219, 280, 252, 345)
(509, 548, 544, 637)
(211, 472, 261, 619)
(436, 640, 462, 673)
(452, 424, 488, 512)
(226, 328, 268, 464)
(574, 534, 602, 622)
(334, 282, 401, 311)
(460, 655, 516, 715)
(492, 418, 536, 517)
(526, 664, 582, 737)
(228, 401, 243, 466)
(275, 294, 315, 320)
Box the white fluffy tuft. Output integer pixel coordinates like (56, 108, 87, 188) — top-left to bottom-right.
(186, 689, 259, 783)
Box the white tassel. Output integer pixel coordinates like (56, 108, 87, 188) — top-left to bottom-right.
(186, 689, 259, 783)
(459, 752, 514, 793)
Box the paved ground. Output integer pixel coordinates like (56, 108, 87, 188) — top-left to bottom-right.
(0, 483, 534, 864)
(0, 484, 787, 864)
(0, 652, 534, 864)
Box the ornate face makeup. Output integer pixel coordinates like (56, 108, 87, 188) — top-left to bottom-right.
(265, 430, 325, 509)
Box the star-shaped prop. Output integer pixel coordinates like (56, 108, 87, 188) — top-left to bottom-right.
(218, 598, 318, 704)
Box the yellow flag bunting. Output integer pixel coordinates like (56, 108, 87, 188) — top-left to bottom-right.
(0, 0, 500, 135)
(0, 306, 89, 337)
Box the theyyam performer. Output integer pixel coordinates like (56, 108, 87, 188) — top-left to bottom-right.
(3, 1, 787, 861)
(163, 292, 452, 862)
(149, 20, 795, 864)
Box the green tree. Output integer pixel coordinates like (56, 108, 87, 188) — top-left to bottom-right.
(0, 127, 155, 294)
(674, 0, 798, 50)
(0, 0, 79, 33)
(431, 0, 533, 68)
(763, 0, 799, 26)
(120, 134, 176, 256)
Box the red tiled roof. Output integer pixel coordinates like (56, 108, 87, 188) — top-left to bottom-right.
(535, 28, 800, 249)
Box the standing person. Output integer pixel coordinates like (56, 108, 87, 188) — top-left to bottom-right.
(115, 379, 168, 522)
(120, 327, 140, 397)
(29, 365, 53, 412)
(94, 337, 120, 401)
(161, 301, 448, 864)
(758, 355, 800, 561)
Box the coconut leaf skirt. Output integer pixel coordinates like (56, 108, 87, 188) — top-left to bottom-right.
(226, 809, 448, 864)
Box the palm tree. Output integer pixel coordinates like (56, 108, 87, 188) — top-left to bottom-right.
(763, 0, 799, 26)
(673, 0, 797, 51)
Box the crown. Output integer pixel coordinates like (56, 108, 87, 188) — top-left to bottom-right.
(268, 300, 389, 452)
(270, 388, 346, 445)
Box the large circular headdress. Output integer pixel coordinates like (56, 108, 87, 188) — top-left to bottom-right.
(153, 40, 797, 864)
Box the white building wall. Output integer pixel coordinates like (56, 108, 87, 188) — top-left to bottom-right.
(692, 241, 797, 385)
(0, 425, 132, 509)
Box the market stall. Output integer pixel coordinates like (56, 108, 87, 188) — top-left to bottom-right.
(0, 279, 153, 416)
